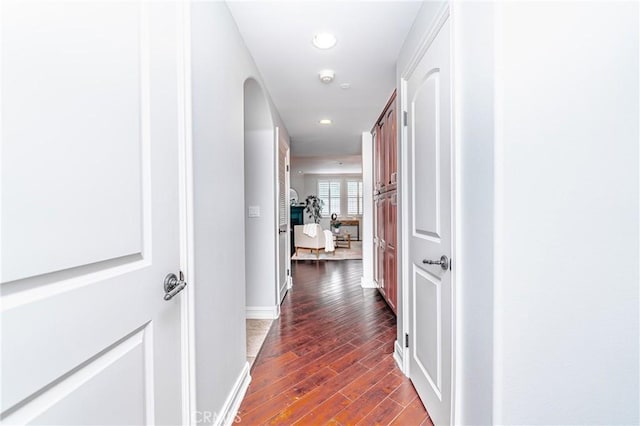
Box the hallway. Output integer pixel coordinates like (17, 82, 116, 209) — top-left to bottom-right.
(238, 260, 432, 425)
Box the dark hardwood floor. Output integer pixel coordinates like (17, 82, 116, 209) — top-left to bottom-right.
(238, 260, 432, 425)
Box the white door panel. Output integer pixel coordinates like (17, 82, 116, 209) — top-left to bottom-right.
(413, 267, 442, 399)
(407, 15, 452, 426)
(412, 71, 441, 241)
(2, 2, 144, 283)
(1, 2, 184, 424)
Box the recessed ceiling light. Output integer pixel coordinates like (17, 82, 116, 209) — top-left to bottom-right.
(313, 33, 337, 49)
(319, 69, 335, 83)
(319, 119, 332, 125)
(339, 83, 351, 90)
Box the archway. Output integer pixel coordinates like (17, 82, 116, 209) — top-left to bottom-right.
(243, 78, 278, 364)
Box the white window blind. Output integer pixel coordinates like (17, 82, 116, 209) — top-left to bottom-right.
(318, 180, 341, 216)
(347, 180, 363, 215)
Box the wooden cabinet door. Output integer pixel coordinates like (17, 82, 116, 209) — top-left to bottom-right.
(373, 195, 380, 286)
(375, 122, 385, 192)
(386, 98, 397, 187)
(386, 192, 397, 250)
(385, 246, 397, 313)
(384, 192, 397, 312)
(376, 196, 386, 294)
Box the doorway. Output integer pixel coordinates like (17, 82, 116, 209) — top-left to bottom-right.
(242, 78, 281, 365)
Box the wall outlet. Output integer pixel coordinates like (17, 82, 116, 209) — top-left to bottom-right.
(248, 206, 260, 218)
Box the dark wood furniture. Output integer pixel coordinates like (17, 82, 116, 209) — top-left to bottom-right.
(290, 205, 305, 255)
(333, 232, 351, 249)
(373, 91, 398, 314)
(337, 219, 360, 241)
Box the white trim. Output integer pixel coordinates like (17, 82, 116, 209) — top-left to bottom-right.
(216, 362, 252, 426)
(275, 129, 291, 307)
(399, 77, 411, 379)
(360, 276, 378, 289)
(450, 3, 462, 424)
(274, 127, 282, 310)
(393, 340, 407, 375)
(401, 3, 450, 80)
(176, 1, 196, 425)
(246, 305, 280, 320)
(287, 276, 293, 289)
(448, 4, 459, 422)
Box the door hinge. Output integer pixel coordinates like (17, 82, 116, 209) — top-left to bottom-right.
(405, 333, 409, 348)
(287, 268, 290, 276)
(403, 111, 408, 126)
(286, 165, 289, 172)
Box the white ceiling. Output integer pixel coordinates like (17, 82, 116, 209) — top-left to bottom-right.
(291, 155, 363, 175)
(228, 1, 422, 158)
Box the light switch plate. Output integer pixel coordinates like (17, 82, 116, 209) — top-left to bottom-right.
(248, 206, 260, 218)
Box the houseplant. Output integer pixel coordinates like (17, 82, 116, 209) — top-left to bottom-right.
(304, 195, 324, 224)
(330, 213, 342, 234)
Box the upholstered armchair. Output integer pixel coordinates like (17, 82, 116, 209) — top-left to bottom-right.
(294, 224, 325, 258)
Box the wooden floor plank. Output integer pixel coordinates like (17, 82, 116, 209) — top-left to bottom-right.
(332, 372, 405, 425)
(356, 397, 405, 426)
(389, 397, 430, 426)
(293, 393, 351, 426)
(237, 260, 430, 425)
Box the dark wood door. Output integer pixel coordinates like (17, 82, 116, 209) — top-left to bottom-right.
(384, 192, 397, 312)
(386, 98, 397, 189)
(375, 196, 386, 294)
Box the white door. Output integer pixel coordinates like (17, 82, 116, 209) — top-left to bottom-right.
(276, 130, 290, 303)
(406, 17, 453, 426)
(1, 2, 186, 424)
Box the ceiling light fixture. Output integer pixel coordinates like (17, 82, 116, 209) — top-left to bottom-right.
(313, 33, 337, 49)
(319, 119, 332, 125)
(319, 69, 335, 83)
(339, 83, 351, 90)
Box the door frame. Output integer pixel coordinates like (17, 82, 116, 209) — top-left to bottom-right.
(275, 126, 292, 309)
(176, 2, 196, 424)
(397, 2, 459, 423)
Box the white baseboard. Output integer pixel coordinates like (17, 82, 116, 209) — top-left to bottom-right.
(360, 276, 378, 288)
(394, 340, 407, 375)
(246, 305, 279, 319)
(217, 361, 251, 426)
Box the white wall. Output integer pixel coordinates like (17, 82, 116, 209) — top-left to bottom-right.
(361, 133, 374, 287)
(493, 3, 639, 424)
(190, 1, 288, 418)
(452, 2, 496, 424)
(401, 2, 639, 424)
(244, 128, 276, 308)
(290, 172, 305, 202)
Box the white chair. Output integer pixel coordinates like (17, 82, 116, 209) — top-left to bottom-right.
(294, 224, 327, 258)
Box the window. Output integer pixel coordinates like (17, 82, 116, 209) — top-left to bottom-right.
(347, 180, 363, 215)
(318, 180, 341, 216)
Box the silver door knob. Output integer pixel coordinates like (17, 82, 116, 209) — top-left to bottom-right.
(422, 255, 450, 271)
(164, 272, 187, 301)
